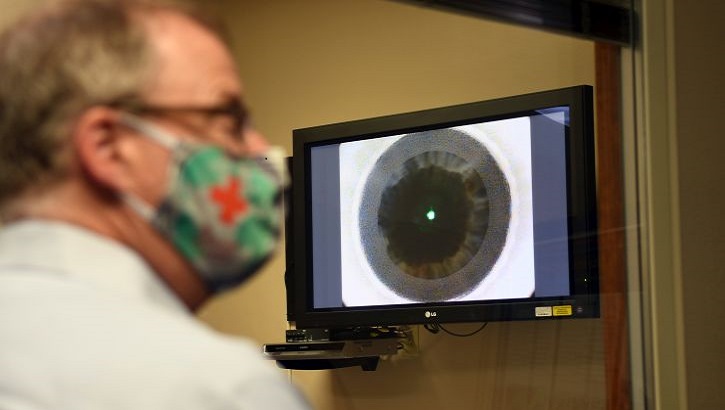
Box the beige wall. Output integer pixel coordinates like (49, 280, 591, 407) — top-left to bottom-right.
(199, 1, 602, 409)
(0, 1, 44, 26)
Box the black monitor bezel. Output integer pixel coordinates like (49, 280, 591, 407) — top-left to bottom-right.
(291, 85, 598, 329)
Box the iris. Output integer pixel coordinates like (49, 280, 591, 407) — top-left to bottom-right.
(377, 151, 489, 279)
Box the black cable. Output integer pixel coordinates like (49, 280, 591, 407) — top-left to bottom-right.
(423, 323, 440, 334)
(423, 322, 488, 337)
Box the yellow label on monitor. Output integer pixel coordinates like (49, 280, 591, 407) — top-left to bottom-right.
(553, 305, 573, 316)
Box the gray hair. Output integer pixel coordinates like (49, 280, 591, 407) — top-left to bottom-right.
(0, 0, 226, 211)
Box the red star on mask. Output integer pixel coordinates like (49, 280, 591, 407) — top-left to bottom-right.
(210, 176, 248, 225)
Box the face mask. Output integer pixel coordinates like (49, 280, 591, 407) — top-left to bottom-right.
(120, 114, 286, 292)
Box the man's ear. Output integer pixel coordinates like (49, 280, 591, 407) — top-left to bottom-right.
(72, 106, 134, 192)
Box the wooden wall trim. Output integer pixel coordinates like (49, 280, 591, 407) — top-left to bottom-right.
(595, 42, 631, 410)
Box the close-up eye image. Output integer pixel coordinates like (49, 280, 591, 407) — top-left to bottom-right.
(375, 148, 492, 282)
(340, 118, 536, 305)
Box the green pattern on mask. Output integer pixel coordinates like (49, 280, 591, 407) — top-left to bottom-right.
(245, 166, 277, 208)
(180, 147, 225, 187)
(236, 215, 276, 260)
(172, 213, 201, 262)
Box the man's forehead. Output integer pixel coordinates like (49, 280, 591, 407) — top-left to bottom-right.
(141, 10, 227, 60)
(138, 10, 241, 104)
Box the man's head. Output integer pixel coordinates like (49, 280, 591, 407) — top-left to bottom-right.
(0, 0, 241, 212)
(0, 0, 274, 308)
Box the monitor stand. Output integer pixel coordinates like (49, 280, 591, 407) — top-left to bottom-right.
(263, 326, 407, 371)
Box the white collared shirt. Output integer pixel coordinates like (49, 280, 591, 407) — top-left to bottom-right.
(0, 220, 308, 410)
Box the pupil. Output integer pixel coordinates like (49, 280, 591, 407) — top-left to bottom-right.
(377, 151, 490, 279)
(426, 208, 436, 221)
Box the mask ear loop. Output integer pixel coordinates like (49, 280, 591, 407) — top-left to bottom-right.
(117, 113, 182, 223)
(119, 113, 180, 150)
(122, 192, 156, 222)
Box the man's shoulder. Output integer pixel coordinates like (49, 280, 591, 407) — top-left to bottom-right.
(0, 267, 258, 363)
(0, 272, 308, 409)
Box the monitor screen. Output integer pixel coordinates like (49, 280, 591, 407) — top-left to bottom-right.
(291, 85, 598, 329)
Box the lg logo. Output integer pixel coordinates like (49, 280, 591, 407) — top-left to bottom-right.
(424, 311, 437, 318)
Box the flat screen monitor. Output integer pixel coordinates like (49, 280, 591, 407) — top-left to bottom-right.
(290, 85, 598, 329)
